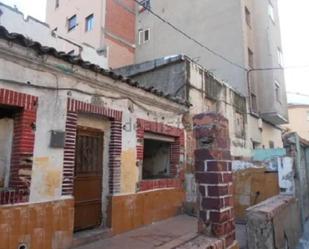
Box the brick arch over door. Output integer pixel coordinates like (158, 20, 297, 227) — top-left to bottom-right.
(62, 98, 122, 195)
(0, 88, 38, 203)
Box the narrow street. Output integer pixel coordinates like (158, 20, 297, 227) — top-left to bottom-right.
(74, 215, 198, 249)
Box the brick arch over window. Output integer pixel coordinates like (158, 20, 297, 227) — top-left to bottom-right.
(136, 119, 185, 191)
(0, 89, 38, 203)
(62, 99, 122, 195)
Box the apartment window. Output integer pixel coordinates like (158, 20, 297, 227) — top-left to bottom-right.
(68, 15, 77, 31)
(142, 136, 172, 180)
(268, 3, 275, 23)
(275, 81, 281, 103)
(139, 0, 151, 12)
(144, 29, 150, 42)
(245, 7, 251, 27)
(248, 48, 254, 68)
(55, 0, 59, 8)
(85, 14, 94, 32)
(251, 93, 257, 113)
(277, 48, 283, 67)
(138, 29, 150, 45)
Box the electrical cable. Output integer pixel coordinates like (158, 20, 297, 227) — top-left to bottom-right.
(134, 0, 248, 71)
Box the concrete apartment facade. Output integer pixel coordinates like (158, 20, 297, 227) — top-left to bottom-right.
(283, 104, 309, 140)
(45, 0, 288, 150)
(136, 0, 288, 148)
(46, 0, 136, 69)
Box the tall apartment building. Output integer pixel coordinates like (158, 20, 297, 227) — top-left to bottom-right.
(46, 0, 288, 150)
(46, 0, 136, 69)
(135, 0, 288, 149)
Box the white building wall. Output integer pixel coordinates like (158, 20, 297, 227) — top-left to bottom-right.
(0, 2, 108, 69)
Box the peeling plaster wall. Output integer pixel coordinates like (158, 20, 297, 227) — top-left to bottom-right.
(0, 118, 13, 188)
(188, 62, 251, 158)
(247, 195, 301, 249)
(233, 166, 280, 220)
(0, 39, 185, 203)
(121, 112, 138, 194)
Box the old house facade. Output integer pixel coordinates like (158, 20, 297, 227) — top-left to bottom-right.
(0, 24, 189, 249)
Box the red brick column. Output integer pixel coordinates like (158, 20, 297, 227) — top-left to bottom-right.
(193, 113, 238, 249)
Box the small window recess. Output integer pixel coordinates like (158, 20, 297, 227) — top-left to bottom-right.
(268, 2, 275, 23)
(85, 14, 94, 32)
(68, 15, 77, 32)
(142, 133, 174, 180)
(275, 81, 281, 103)
(245, 6, 251, 27)
(144, 29, 150, 43)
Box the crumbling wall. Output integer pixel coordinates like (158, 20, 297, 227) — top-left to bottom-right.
(233, 166, 279, 220)
(247, 195, 301, 249)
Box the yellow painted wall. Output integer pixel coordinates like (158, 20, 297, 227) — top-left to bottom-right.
(120, 148, 138, 193)
(233, 167, 280, 220)
(283, 106, 309, 141)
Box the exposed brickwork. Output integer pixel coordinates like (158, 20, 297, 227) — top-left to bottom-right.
(62, 99, 123, 195)
(0, 89, 37, 203)
(105, 0, 136, 68)
(136, 119, 185, 191)
(139, 178, 182, 191)
(193, 113, 237, 249)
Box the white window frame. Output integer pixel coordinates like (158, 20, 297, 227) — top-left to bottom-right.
(138, 29, 143, 45)
(275, 81, 281, 103)
(268, 3, 275, 23)
(277, 47, 283, 67)
(138, 28, 150, 45)
(85, 14, 94, 32)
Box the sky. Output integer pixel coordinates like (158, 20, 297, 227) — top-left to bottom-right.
(1, 0, 309, 104)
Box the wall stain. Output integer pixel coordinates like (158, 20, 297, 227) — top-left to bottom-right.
(33, 157, 61, 199)
(121, 149, 138, 193)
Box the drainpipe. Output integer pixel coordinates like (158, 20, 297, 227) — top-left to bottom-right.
(51, 30, 83, 56)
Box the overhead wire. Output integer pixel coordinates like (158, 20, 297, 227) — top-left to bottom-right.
(133, 0, 248, 71)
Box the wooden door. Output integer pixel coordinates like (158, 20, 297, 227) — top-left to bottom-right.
(74, 127, 103, 231)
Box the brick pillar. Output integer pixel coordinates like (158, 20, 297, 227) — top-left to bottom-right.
(193, 113, 238, 249)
